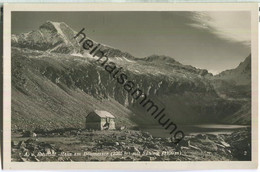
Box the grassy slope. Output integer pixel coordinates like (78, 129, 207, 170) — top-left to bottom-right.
(11, 49, 135, 131)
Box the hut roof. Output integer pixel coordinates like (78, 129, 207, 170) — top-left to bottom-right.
(89, 110, 115, 118)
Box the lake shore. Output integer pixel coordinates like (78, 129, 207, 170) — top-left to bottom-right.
(11, 127, 251, 161)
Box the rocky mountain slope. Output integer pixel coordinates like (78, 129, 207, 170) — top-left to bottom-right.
(211, 55, 251, 124)
(212, 55, 251, 99)
(215, 55, 251, 86)
(12, 21, 82, 54)
(11, 21, 251, 130)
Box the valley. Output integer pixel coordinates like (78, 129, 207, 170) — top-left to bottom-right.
(11, 21, 252, 161)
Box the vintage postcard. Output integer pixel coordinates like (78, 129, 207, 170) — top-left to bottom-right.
(2, 3, 258, 170)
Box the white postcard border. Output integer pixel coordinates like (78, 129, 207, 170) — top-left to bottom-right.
(3, 3, 258, 170)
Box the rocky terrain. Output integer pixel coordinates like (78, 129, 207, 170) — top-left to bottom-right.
(11, 21, 252, 161)
(211, 55, 251, 124)
(11, 128, 251, 161)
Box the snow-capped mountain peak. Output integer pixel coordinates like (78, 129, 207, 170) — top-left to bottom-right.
(12, 21, 81, 54)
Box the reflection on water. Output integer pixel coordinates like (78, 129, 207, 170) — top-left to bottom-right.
(142, 124, 250, 138)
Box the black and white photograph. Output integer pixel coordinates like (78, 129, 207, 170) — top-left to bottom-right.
(2, 3, 258, 170)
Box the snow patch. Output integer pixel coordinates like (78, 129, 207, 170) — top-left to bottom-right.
(158, 81, 163, 88)
(22, 32, 31, 39)
(71, 53, 83, 57)
(134, 70, 140, 74)
(97, 71, 101, 85)
(48, 44, 63, 53)
(38, 30, 44, 39)
(123, 57, 134, 63)
(50, 21, 70, 45)
(12, 35, 18, 42)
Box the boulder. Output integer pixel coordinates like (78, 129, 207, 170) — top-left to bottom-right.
(119, 136, 126, 140)
(102, 140, 115, 146)
(18, 141, 26, 148)
(220, 141, 231, 148)
(155, 156, 164, 161)
(179, 140, 190, 147)
(142, 132, 153, 139)
(45, 148, 56, 155)
(11, 141, 19, 147)
(199, 141, 218, 152)
(29, 155, 40, 162)
(146, 142, 160, 149)
(134, 138, 143, 144)
(128, 146, 140, 154)
(125, 157, 134, 161)
(207, 134, 218, 141)
(58, 157, 65, 161)
(25, 138, 37, 144)
(22, 131, 32, 137)
(196, 134, 207, 140)
(140, 156, 151, 161)
(113, 158, 124, 161)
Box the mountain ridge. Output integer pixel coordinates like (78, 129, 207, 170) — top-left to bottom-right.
(11, 21, 251, 131)
(215, 54, 251, 85)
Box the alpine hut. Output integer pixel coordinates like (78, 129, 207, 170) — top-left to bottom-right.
(85, 110, 115, 130)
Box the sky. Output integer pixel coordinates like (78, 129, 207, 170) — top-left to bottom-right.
(11, 11, 251, 74)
